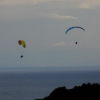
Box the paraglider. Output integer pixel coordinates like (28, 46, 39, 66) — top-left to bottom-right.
(65, 26, 85, 44)
(65, 26, 85, 34)
(18, 40, 26, 58)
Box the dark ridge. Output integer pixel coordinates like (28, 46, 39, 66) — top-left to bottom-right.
(35, 83, 100, 100)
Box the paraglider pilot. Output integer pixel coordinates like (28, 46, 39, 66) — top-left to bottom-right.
(20, 55, 23, 58)
(75, 42, 78, 44)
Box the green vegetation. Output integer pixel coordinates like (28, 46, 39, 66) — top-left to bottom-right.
(35, 83, 100, 100)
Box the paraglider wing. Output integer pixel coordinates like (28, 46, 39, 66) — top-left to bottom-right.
(65, 26, 85, 34)
(18, 40, 26, 48)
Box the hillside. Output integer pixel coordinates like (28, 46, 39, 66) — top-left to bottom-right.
(35, 83, 100, 100)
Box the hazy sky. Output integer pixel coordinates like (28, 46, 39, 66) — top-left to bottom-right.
(0, 0, 100, 68)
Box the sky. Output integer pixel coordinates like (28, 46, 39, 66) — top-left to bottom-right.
(0, 0, 100, 68)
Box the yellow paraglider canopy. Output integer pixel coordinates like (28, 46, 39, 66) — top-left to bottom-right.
(18, 40, 26, 48)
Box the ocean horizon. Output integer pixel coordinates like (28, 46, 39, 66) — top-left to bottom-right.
(0, 66, 100, 100)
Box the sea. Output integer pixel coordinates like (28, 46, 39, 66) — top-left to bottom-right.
(0, 66, 100, 100)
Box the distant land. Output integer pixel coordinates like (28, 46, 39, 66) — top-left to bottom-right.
(35, 83, 100, 100)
